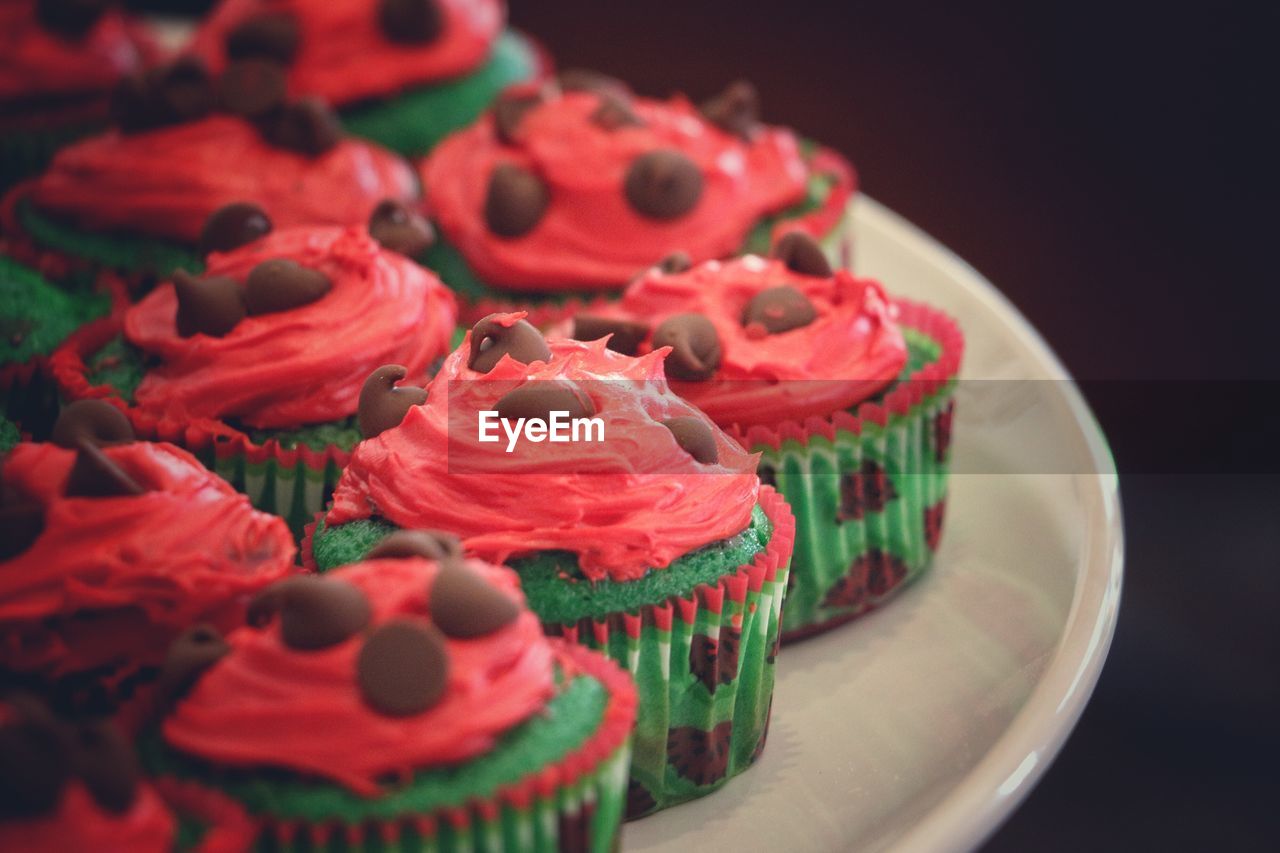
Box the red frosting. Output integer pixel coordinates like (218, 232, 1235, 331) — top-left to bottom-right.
(191, 0, 504, 106)
(325, 319, 760, 581)
(421, 89, 809, 291)
(588, 256, 908, 427)
(162, 556, 555, 795)
(0, 441, 296, 677)
(124, 225, 457, 432)
(0, 779, 175, 853)
(0, 2, 145, 106)
(27, 115, 417, 244)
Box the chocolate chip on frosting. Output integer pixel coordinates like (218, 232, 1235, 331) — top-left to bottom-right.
(429, 562, 519, 638)
(624, 150, 704, 220)
(218, 59, 288, 119)
(358, 620, 449, 716)
(156, 624, 230, 708)
(368, 529, 463, 563)
(111, 58, 214, 133)
(66, 721, 139, 814)
(484, 163, 550, 238)
(556, 68, 630, 100)
(492, 88, 547, 145)
(661, 416, 719, 464)
(261, 96, 342, 156)
(243, 258, 332, 315)
(358, 364, 428, 439)
(51, 399, 134, 450)
(173, 270, 246, 338)
(199, 202, 273, 256)
(254, 576, 372, 651)
(34, 0, 108, 41)
(467, 314, 551, 373)
(64, 444, 146, 498)
(742, 285, 817, 334)
(226, 12, 301, 64)
(494, 381, 596, 423)
(655, 250, 693, 275)
(368, 199, 435, 257)
(378, 0, 442, 45)
(699, 80, 761, 140)
(652, 314, 721, 381)
(571, 315, 649, 356)
(0, 701, 70, 819)
(590, 93, 644, 130)
(772, 231, 832, 277)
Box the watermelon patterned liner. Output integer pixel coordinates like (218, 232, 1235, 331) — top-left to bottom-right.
(732, 300, 964, 641)
(152, 642, 636, 853)
(49, 316, 350, 537)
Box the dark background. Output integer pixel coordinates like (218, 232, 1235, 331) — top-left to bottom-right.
(502, 1, 1276, 851)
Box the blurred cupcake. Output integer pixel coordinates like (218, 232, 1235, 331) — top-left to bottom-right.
(0, 0, 156, 191)
(308, 315, 795, 816)
(562, 235, 964, 639)
(0, 401, 295, 717)
(50, 214, 457, 533)
(189, 0, 545, 157)
(2, 55, 417, 297)
(419, 73, 855, 316)
(143, 551, 636, 851)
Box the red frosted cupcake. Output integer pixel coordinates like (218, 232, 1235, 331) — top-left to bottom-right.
(419, 73, 855, 317)
(51, 213, 457, 533)
(0, 401, 296, 716)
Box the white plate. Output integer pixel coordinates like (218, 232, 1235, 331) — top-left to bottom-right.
(625, 198, 1124, 852)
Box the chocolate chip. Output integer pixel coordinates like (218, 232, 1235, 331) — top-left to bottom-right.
(484, 163, 549, 238)
(34, 0, 107, 40)
(772, 231, 832, 277)
(378, 0, 442, 45)
(243, 259, 332, 315)
(661, 416, 719, 464)
(556, 69, 630, 100)
(156, 624, 230, 707)
(199, 202, 273, 256)
(253, 577, 371, 651)
(624, 150, 703, 220)
(368, 199, 434, 257)
(0, 502, 44, 560)
(65, 444, 146, 498)
(429, 562, 519, 639)
(652, 314, 721, 381)
(261, 96, 342, 156)
(226, 12, 300, 64)
(110, 72, 162, 133)
(492, 89, 546, 145)
(494, 381, 595, 423)
(655, 250, 693, 275)
(571, 315, 649, 356)
(51, 399, 134, 449)
(590, 94, 643, 130)
(368, 530, 463, 563)
(358, 365, 427, 439)
(173, 270, 246, 338)
(357, 620, 448, 716)
(157, 57, 216, 123)
(218, 59, 287, 119)
(467, 314, 551, 373)
(66, 721, 138, 814)
(699, 80, 761, 140)
(743, 285, 817, 334)
(0, 711, 69, 819)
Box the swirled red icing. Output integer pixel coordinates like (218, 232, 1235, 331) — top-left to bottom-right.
(325, 319, 760, 581)
(0, 2, 145, 105)
(191, 0, 504, 106)
(588, 256, 908, 427)
(26, 115, 417, 244)
(162, 556, 555, 795)
(0, 780, 174, 853)
(421, 89, 809, 291)
(123, 225, 457, 432)
(0, 441, 296, 677)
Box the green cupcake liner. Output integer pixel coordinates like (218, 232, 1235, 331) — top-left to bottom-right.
(734, 301, 964, 640)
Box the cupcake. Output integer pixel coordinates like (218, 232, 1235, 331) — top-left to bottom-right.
(189, 0, 545, 157)
(0, 693, 255, 852)
(0, 0, 155, 191)
(308, 314, 796, 816)
(50, 214, 457, 533)
(142, 548, 637, 851)
(419, 73, 855, 316)
(562, 234, 964, 639)
(0, 400, 296, 716)
(2, 54, 418, 297)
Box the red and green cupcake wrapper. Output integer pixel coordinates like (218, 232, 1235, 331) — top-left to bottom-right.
(152, 641, 636, 853)
(731, 300, 963, 641)
(151, 778, 259, 853)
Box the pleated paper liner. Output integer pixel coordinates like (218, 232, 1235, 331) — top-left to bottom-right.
(50, 316, 356, 538)
(731, 300, 964, 641)
(151, 778, 259, 853)
(150, 642, 636, 853)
